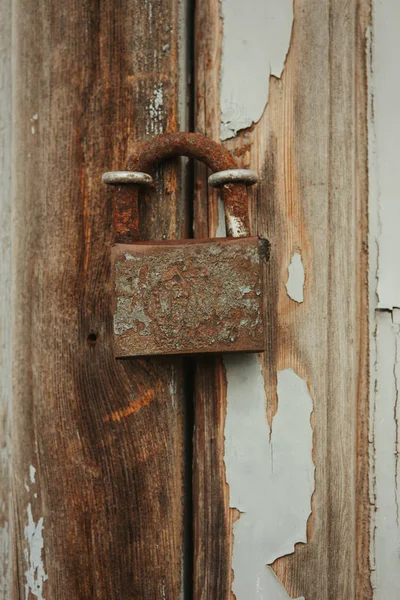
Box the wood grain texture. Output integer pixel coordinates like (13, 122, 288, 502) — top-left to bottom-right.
(11, 1, 189, 598)
(194, 0, 371, 598)
(0, 0, 11, 596)
(193, 2, 233, 597)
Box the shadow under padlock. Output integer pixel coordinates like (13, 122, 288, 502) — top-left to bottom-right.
(103, 132, 268, 358)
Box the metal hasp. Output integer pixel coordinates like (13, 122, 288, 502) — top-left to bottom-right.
(104, 132, 267, 358)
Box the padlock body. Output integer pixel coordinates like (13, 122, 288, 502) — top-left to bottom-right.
(111, 237, 266, 357)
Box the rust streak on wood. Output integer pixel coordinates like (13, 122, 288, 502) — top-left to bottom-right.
(104, 385, 161, 422)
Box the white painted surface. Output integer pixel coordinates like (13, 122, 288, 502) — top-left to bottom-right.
(370, 312, 400, 598)
(0, 0, 12, 595)
(368, 2, 400, 596)
(285, 252, 305, 303)
(220, 0, 293, 139)
(370, 0, 400, 309)
(224, 357, 313, 600)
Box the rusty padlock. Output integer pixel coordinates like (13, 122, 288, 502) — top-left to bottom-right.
(103, 132, 267, 357)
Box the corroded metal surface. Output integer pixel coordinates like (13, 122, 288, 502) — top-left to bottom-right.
(112, 237, 265, 357)
(112, 132, 251, 242)
(102, 171, 153, 185)
(208, 168, 258, 188)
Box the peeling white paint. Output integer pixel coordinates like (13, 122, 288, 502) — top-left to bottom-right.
(30, 113, 38, 135)
(369, 1, 400, 309)
(146, 84, 164, 136)
(367, 21, 378, 587)
(393, 308, 400, 325)
(224, 357, 313, 599)
(161, 578, 167, 600)
(29, 465, 36, 484)
(24, 503, 48, 600)
(370, 312, 400, 598)
(220, 0, 293, 139)
(285, 252, 305, 303)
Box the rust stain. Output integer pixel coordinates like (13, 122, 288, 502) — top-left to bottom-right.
(105, 386, 159, 422)
(111, 132, 251, 241)
(112, 237, 266, 357)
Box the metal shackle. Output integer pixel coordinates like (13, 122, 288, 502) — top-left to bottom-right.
(103, 132, 258, 241)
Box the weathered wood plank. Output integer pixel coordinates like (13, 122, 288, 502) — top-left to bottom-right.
(194, 0, 371, 598)
(12, 1, 189, 598)
(0, 0, 11, 596)
(193, 3, 232, 598)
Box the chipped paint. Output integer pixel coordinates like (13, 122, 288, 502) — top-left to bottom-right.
(370, 1, 400, 309)
(146, 84, 165, 136)
(368, 2, 400, 595)
(367, 21, 378, 587)
(393, 309, 400, 325)
(29, 465, 36, 484)
(285, 252, 305, 303)
(220, 0, 293, 139)
(370, 312, 400, 597)
(30, 113, 38, 135)
(24, 503, 48, 600)
(224, 357, 313, 599)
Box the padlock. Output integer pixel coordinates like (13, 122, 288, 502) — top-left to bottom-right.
(103, 132, 268, 358)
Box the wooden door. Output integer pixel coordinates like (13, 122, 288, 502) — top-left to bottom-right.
(0, 0, 398, 599)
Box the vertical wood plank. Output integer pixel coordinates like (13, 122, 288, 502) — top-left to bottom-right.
(12, 1, 189, 598)
(0, 0, 11, 596)
(193, 2, 233, 598)
(194, 0, 371, 598)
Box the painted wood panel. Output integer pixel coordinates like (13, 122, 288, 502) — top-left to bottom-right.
(368, 1, 400, 597)
(0, 0, 11, 596)
(11, 1, 190, 598)
(194, 0, 371, 598)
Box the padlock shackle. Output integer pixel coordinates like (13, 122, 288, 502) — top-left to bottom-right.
(127, 132, 238, 173)
(113, 133, 251, 242)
